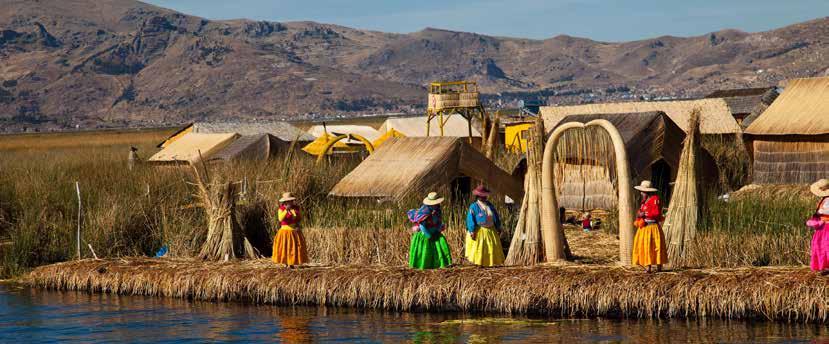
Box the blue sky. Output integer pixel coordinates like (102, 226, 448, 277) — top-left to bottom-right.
(143, 0, 829, 41)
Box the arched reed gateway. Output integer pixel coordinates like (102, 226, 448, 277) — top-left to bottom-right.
(512, 112, 719, 212)
(540, 119, 635, 264)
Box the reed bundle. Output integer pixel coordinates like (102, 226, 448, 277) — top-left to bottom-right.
(664, 109, 701, 266)
(506, 118, 545, 265)
(27, 258, 829, 322)
(191, 163, 258, 260)
(484, 114, 500, 160)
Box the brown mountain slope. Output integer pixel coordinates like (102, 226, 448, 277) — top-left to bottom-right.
(0, 0, 827, 130)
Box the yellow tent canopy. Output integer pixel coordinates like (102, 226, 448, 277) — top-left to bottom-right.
(372, 128, 406, 148)
(302, 132, 362, 156)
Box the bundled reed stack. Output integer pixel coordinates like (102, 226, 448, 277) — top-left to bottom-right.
(191, 163, 259, 261)
(506, 118, 545, 265)
(484, 113, 500, 159)
(664, 109, 701, 266)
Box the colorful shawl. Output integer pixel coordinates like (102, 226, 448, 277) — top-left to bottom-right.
(407, 205, 444, 238)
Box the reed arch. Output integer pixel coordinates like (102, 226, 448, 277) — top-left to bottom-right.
(540, 119, 635, 265)
(315, 134, 375, 164)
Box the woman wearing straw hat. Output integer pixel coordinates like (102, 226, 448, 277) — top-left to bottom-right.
(632, 180, 668, 272)
(272, 192, 308, 267)
(465, 185, 506, 267)
(406, 192, 452, 269)
(807, 179, 829, 272)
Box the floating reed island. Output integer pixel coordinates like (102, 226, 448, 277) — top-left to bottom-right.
(26, 258, 829, 322)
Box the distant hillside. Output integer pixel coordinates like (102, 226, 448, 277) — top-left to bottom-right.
(1, 0, 827, 131)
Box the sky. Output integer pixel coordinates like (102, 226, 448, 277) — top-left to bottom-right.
(143, 0, 829, 42)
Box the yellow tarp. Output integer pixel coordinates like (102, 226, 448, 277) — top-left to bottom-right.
(302, 133, 361, 156)
(372, 128, 406, 148)
(504, 123, 532, 153)
(149, 133, 239, 162)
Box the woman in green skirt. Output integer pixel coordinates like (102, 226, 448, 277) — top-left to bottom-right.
(406, 192, 453, 269)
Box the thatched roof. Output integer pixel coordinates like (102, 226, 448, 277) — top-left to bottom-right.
(329, 137, 523, 201)
(192, 122, 314, 142)
(149, 133, 239, 163)
(157, 121, 312, 148)
(540, 99, 740, 134)
(706, 87, 779, 117)
(745, 77, 829, 136)
(553, 112, 685, 177)
(208, 134, 288, 161)
(379, 115, 481, 137)
(306, 125, 381, 144)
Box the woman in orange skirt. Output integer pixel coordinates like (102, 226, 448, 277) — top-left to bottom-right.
(631, 180, 667, 272)
(272, 192, 308, 267)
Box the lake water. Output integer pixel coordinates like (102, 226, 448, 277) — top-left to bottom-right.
(1, 284, 827, 343)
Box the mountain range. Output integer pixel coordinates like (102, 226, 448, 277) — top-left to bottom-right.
(1, 0, 827, 131)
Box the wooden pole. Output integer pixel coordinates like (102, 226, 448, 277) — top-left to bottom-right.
(75, 181, 81, 260)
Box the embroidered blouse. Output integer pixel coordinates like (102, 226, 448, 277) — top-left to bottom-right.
(466, 200, 501, 233)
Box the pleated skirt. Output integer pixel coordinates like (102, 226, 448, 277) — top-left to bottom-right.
(272, 227, 308, 266)
(409, 232, 452, 269)
(465, 227, 505, 267)
(632, 223, 668, 266)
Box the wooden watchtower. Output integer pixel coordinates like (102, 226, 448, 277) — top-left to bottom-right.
(426, 81, 488, 142)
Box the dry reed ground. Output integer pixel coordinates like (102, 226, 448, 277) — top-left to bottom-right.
(27, 257, 829, 322)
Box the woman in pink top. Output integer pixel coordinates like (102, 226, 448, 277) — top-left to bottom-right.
(807, 179, 829, 272)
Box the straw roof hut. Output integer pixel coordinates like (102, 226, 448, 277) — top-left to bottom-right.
(207, 134, 288, 162)
(705, 87, 779, 127)
(149, 133, 239, 164)
(329, 137, 523, 202)
(744, 77, 829, 184)
(157, 121, 312, 148)
(513, 112, 718, 210)
(540, 98, 741, 135)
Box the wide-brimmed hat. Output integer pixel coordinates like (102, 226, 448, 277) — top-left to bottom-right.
(811, 179, 829, 197)
(633, 180, 658, 193)
(472, 185, 491, 197)
(279, 192, 296, 203)
(423, 192, 444, 205)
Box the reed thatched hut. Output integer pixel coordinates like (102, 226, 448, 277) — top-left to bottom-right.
(207, 134, 288, 162)
(157, 121, 313, 148)
(744, 77, 829, 184)
(149, 133, 239, 164)
(514, 112, 718, 210)
(705, 87, 779, 127)
(540, 98, 741, 135)
(329, 137, 523, 202)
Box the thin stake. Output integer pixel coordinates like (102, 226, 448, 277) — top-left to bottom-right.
(75, 181, 81, 260)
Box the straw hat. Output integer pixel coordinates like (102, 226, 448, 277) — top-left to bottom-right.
(633, 180, 658, 193)
(279, 192, 296, 203)
(472, 185, 491, 197)
(810, 179, 829, 197)
(422, 192, 444, 205)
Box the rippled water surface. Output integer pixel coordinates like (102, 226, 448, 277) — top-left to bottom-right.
(1, 284, 828, 343)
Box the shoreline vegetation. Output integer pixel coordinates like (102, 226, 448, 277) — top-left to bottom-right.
(0, 128, 822, 321)
(26, 258, 829, 322)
